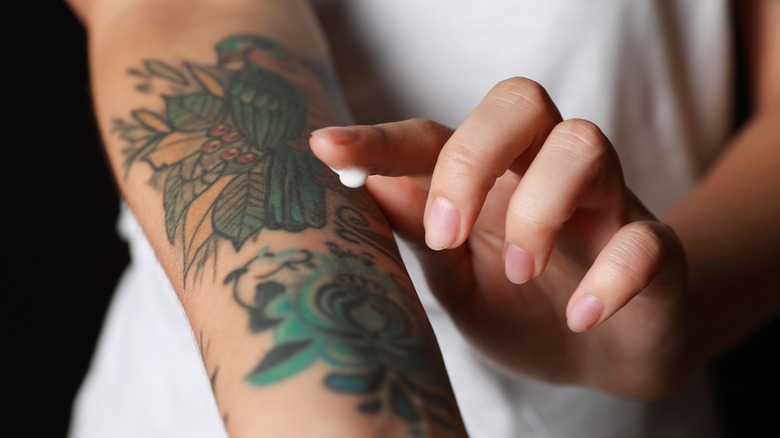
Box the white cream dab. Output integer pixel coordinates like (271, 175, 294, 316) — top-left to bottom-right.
(330, 166, 369, 188)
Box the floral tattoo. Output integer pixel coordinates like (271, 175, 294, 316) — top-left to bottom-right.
(114, 34, 366, 277)
(114, 34, 457, 435)
(226, 244, 457, 436)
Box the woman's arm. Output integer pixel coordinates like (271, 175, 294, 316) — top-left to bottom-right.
(663, 0, 780, 365)
(68, 0, 466, 436)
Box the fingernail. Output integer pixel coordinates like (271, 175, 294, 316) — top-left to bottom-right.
(311, 126, 358, 144)
(504, 243, 534, 284)
(426, 197, 459, 250)
(568, 295, 604, 332)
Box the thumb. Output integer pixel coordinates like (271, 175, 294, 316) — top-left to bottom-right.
(367, 174, 475, 311)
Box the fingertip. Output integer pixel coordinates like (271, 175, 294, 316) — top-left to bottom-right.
(504, 243, 534, 284)
(308, 130, 331, 156)
(310, 126, 364, 171)
(425, 196, 461, 250)
(566, 294, 604, 332)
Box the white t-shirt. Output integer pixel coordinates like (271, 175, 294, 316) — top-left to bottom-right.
(70, 1, 732, 437)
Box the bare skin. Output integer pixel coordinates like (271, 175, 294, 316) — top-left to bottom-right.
(310, 0, 780, 401)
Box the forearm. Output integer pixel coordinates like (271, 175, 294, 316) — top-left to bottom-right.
(661, 0, 780, 385)
(78, 1, 464, 436)
(664, 106, 780, 368)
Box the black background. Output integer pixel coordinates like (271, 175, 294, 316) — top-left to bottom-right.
(8, 1, 777, 437)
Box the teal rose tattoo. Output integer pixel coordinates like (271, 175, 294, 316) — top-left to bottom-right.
(226, 245, 457, 435)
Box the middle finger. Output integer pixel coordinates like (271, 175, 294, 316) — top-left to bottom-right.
(424, 77, 562, 250)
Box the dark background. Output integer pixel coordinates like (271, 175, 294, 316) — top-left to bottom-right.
(9, 1, 777, 437)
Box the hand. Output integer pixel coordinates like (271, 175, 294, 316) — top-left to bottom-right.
(310, 77, 691, 400)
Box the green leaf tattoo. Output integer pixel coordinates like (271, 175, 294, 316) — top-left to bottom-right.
(114, 34, 350, 278)
(165, 93, 226, 131)
(227, 245, 458, 436)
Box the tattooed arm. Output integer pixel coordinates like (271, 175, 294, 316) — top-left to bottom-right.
(68, 0, 466, 436)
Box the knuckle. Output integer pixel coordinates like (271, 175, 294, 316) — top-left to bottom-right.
(409, 117, 455, 144)
(366, 124, 392, 143)
(409, 117, 444, 134)
(554, 118, 610, 165)
(438, 146, 499, 195)
(372, 118, 453, 146)
(509, 200, 559, 235)
(440, 145, 485, 177)
(436, 134, 508, 197)
(489, 77, 551, 111)
(604, 222, 664, 286)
